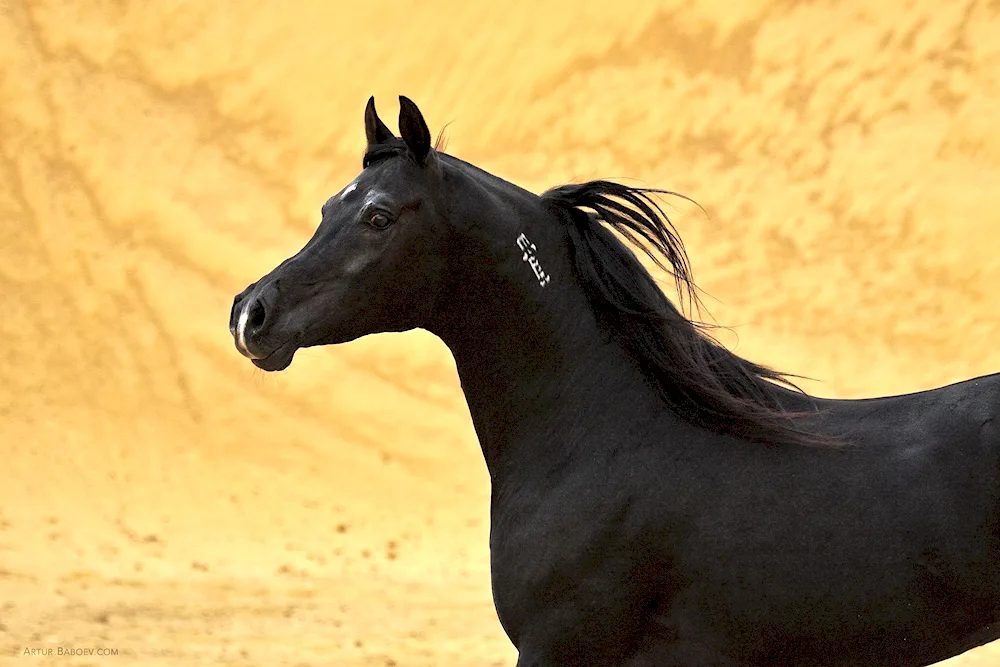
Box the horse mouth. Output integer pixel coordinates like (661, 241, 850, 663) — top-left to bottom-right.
(251, 339, 298, 372)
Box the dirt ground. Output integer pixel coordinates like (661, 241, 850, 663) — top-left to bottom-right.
(3, 0, 1000, 664)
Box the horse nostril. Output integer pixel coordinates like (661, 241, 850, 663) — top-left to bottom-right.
(248, 299, 267, 332)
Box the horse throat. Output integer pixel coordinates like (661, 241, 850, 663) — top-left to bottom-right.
(428, 248, 657, 480)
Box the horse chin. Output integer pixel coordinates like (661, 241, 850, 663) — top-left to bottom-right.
(251, 340, 298, 372)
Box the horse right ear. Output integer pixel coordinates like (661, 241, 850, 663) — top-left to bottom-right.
(365, 96, 395, 146)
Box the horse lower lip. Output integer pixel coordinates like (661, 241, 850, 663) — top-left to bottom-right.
(237, 343, 262, 360)
(251, 341, 296, 371)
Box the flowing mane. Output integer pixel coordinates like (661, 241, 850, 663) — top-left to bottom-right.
(541, 180, 828, 447)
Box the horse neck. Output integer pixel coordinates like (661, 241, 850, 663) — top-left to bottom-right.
(426, 184, 663, 480)
(435, 285, 643, 479)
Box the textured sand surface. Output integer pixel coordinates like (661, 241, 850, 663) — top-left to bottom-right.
(3, 0, 1000, 664)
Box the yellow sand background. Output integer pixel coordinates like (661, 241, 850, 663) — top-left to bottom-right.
(2, 0, 1000, 664)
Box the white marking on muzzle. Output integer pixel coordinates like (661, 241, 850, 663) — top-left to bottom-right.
(236, 303, 261, 360)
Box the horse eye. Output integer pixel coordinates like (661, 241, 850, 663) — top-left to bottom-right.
(368, 211, 393, 230)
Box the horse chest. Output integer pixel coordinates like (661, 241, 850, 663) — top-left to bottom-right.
(487, 476, 671, 655)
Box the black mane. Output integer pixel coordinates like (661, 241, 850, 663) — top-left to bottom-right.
(542, 180, 828, 447)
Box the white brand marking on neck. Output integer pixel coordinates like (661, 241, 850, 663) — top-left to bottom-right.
(517, 233, 551, 287)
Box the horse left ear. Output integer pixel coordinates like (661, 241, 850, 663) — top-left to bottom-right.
(365, 96, 396, 146)
(398, 96, 431, 164)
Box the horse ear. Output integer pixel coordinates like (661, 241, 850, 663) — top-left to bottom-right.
(398, 96, 431, 163)
(365, 96, 395, 146)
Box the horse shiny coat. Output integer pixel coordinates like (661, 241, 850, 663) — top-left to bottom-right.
(229, 96, 1000, 666)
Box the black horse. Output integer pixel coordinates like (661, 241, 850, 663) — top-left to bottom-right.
(229, 96, 1000, 666)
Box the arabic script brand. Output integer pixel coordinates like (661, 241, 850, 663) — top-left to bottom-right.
(516, 232, 552, 287)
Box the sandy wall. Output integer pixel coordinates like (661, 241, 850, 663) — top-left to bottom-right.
(2, 0, 1000, 664)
